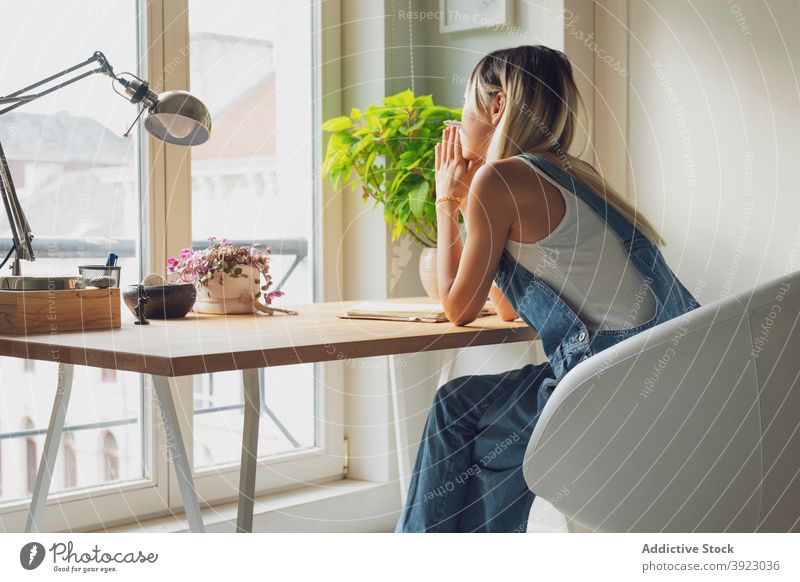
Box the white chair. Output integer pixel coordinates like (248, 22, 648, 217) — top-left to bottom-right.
(524, 270, 800, 532)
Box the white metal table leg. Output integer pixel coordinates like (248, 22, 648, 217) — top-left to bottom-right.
(437, 348, 459, 391)
(237, 368, 261, 533)
(388, 354, 411, 504)
(25, 362, 74, 533)
(151, 375, 205, 533)
(390, 349, 460, 505)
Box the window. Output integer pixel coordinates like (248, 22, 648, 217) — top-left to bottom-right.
(101, 369, 118, 384)
(0, 8, 143, 290)
(187, 1, 320, 474)
(23, 418, 36, 495)
(63, 433, 77, 490)
(193, 373, 215, 410)
(0, 0, 340, 531)
(101, 432, 119, 483)
(0, 1, 163, 531)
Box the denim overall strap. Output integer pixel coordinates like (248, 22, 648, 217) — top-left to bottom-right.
(493, 152, 700, 380)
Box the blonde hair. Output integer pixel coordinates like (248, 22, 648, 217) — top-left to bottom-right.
(467, 45, 666, 248)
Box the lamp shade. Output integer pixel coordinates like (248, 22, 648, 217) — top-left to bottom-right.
(143, 90, 211, 146)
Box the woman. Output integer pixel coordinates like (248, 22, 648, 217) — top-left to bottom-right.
(394, 45, 700, 533)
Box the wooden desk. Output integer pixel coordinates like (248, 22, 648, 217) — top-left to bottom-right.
(0, 296, 537, 532)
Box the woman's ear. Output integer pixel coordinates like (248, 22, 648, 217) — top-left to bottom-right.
(489, 91, 506, 126)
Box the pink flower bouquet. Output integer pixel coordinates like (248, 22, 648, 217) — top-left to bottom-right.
(167, 237, 296, 315)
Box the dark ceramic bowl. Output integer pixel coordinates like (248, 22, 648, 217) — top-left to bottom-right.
(123, 283, 196, 319)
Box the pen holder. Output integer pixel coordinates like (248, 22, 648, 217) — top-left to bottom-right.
(79, 265, 121, 288)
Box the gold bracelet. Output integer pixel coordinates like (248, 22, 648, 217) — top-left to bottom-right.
(436, 196, 462, 206)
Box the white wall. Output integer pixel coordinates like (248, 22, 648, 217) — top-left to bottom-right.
(627, 1, 800, 303)
(416, 0, 565, 102)
(413, 0, 601, 164)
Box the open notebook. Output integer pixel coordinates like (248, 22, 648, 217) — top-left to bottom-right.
(338, 300, 496, 323)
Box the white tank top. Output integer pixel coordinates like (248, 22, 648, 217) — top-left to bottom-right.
(504, 157, 658, 331)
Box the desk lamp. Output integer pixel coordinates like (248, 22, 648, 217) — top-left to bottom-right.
(0, 51, 211, 289)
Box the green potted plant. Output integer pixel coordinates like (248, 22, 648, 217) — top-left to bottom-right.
(321, 89, 461, 298)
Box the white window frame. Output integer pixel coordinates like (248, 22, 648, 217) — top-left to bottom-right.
(0, 0, 344, 531)
(153, 0, 345, 513)
(0, 1, 169, 532)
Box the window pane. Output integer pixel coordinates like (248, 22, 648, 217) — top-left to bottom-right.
(188, 1, 316, 469)
(193, 366, 316, 468)
(0, 362, 145, 503)
(0, 2, 146, 505)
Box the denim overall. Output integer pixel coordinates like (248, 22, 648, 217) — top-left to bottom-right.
(395, 152, 701, 532)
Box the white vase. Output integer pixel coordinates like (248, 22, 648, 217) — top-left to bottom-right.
(193, 265, 261, 315)
(418, 247, 439, 300)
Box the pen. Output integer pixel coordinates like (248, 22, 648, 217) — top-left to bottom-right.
(443, 119, 462, 127)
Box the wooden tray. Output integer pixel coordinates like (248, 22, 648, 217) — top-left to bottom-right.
(0, 288, 120, 335)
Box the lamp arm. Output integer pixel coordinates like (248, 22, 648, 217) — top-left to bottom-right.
(0, 51, 117, 272)
(0, 51, 116, 116)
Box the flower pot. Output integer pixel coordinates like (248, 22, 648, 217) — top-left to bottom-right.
(418, 247, 439, 300)
(193, 265, 261, 314)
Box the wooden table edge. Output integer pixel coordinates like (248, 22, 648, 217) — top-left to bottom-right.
(0, 325, 539, 377)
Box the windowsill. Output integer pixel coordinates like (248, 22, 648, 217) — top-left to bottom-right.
(97, 478, 399, 533)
